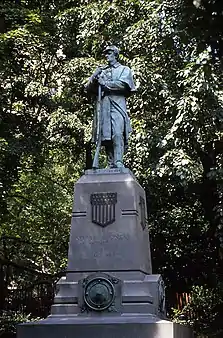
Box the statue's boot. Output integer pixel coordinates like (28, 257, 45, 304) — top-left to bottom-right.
(113, 135, 124, 168)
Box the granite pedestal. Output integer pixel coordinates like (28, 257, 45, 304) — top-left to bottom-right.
(17, 168, 193, 338)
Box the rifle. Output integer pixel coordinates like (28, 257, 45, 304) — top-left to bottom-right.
(92, 84, 102, 169)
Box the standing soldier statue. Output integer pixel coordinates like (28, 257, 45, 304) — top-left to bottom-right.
(85, 45, 136, 169)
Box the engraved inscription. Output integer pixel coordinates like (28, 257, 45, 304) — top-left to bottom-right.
(90, 192, 117, 227)
(75, 233, 130, 244)
(75, 234, 130, 259)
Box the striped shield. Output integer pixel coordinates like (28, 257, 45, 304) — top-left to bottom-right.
(90, 193, 117, 227)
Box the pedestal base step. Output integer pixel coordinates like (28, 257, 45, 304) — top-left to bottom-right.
(17, 315, 193, 338)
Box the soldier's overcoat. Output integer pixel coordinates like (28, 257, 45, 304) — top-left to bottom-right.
(85, 62, 136, 145)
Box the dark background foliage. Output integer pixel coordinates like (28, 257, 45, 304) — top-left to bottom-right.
(0, 0, 222, 337)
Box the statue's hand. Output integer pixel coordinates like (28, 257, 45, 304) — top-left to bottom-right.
(98, 77, 105, 86)
(93, 66, 103, 78)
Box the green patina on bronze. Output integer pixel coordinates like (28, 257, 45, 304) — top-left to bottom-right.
(85, 45, 136, 169)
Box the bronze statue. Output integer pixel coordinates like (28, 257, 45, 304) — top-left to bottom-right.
(85, 45, 136, 168)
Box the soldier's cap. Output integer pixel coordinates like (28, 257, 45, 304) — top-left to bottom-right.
(103, 45, 119, 56)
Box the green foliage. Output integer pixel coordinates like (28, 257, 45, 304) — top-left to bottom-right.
(172, 285, 223, 337)
(0, 0, 222, 336)
(0, 311, 40, 336)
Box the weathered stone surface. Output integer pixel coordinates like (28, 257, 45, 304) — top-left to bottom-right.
(67, 169, 152, 274)
(17, 169, 193, 338)
(52, 273, 162, 318)
(18, 316, 193, 338)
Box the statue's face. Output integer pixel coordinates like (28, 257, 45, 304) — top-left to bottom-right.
(105, 50, 117, 64)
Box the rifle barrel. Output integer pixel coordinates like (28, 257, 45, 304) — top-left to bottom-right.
(92, 84, 102, 169)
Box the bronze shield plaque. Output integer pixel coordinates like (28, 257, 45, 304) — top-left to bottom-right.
(90, 192, 117, 227)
